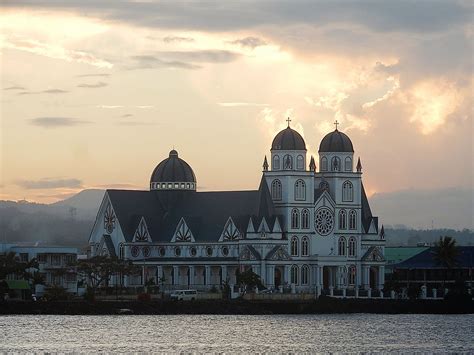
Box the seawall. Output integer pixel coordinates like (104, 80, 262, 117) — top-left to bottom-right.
(1, 297, 473, 315)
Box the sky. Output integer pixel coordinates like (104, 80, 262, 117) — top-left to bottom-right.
(0, 1, 473, 211)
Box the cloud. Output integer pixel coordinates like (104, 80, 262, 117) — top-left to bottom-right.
(121, 113, 133, 118)
(218, 102, 269, 107)
(96, 105, 123, 109)
(77, 81, 108, 88)
(156, 50, 240, 63)
(2, 37, 113, 68)
(76, 73, 110, 78)
(162, 35, 195, 43)
(129, 55, 201, 70)
(16, 178, 83, 189)
(228, 36, 267, 48)
(117, 121, 157, 126)
(4, 86, 26, 90)
(18, 89, 69, 95)
(29, 117, 90, 128)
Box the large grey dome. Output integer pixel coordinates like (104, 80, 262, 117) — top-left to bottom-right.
(150, 150, 196, 190)
(319, 130, 354, 153)
(271, 127, 306, 151)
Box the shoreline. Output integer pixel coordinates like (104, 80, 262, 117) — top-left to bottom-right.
(1, 297, 473, 315)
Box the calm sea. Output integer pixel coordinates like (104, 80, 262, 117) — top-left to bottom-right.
(1, 314, 473, 353)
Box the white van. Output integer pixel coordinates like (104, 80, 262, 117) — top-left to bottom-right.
(170, 289, 197, 301)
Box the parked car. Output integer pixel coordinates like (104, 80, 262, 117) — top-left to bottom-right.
(170, 289, 197, 301)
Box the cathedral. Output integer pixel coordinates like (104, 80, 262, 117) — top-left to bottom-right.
(89, 121, 386, 294)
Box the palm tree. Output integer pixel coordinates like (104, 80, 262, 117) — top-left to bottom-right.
(433, 236, 458, 290)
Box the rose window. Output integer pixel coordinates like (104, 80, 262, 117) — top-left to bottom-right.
(314, 207, 334, 236)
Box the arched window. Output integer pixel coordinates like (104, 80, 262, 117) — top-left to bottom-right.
(290, 236, 298, 256)
(338, 237, 346, 256)
(319, 180, 329, 191)
(348, 237, 356, 257)
(301, 209, 310, 229)
(348, 265, 356, 285)
(331, 156, 341, 171)
(294, 179, 306, 201)
(297, 155, 304, 170)
(339, 209, 347, 230)
(291, 264, 299, 284)
(345, 157, 352, 171)
(342, 181, 353, 202)
(271, 179, 282, 200)
(301, 265, 309, 285)
(283, 154, 293, 170)
(349, 210, 357, 229)
(321, 157, 328, 171)
(273, 155, 280, 170)
(291, 209, 299, 229)
(301, 236, 309, 256)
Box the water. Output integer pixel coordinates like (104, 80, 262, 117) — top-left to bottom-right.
(1, 314, 473, 353)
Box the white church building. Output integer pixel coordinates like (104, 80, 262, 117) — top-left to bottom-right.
(89, 121, 386, 294)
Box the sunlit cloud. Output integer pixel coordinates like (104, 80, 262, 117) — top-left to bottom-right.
(16, 178, 83, 190)
(77, 81, 108, 88)
(162, 35, 195, 43)
(29, 117, 90, 128)
(227, 36, 267, 49)
(4, 86, 26, 90)
(218, 102, 269, 107)
(2, 37, 113, 68)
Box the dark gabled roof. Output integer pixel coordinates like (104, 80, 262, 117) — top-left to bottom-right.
(361, 182, 377, 233)
(394, 247, 474, 269)
(150, 150, 196, 184)
(314, 187, 325, 202)
(319, 129, 354, 152)
(271, 127, 306, 151)
(107, 175, 280, 243)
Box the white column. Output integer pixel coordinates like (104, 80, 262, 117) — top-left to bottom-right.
(266, 265, 275, 288)
(363, 266, 370, 290)
(173, 266, 179, 286)
(205, 265, 211, 286)
(221, 265, 227, 284)
(284, 265, 290, 285)
(189, 266, 195, 287)
(260, 260, 266, 284)
(156, 265, 163, 283)
(378, 266, 385, 291)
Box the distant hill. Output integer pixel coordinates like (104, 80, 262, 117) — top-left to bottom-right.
(0, 186, 472, 248)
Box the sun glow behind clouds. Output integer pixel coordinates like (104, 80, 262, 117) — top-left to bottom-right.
(408, 80, 462, 135)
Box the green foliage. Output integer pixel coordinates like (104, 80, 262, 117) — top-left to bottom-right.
(0, 252, 39, 281)
(236, 269, 263, 294)
(209, 285, 218, 293)
(433, 236, 458, 269)
(44, 285, 70, 301)
(76, 256, 140, 292)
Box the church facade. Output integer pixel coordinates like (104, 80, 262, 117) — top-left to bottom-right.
(89, 122, 386, 294)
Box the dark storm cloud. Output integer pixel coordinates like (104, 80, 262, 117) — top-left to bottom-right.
(29, 117, 90, 128)
(16, 178, 83, 189)
(77, 81, 108, 88)
(228, 36, 267, 48)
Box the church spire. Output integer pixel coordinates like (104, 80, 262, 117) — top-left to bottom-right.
(263, 155, 269, 171)
(356, 157, 362, 172)
(380, 225, 385, 240)
(309, 155, 316, 172)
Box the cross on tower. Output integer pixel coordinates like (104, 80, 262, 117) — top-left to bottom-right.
(334, 120, 339, 130)
(286, 117, 291, 127)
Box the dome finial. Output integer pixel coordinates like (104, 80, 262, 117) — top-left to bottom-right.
(334, 119, 339, 131)
(286, 117, 291, 127)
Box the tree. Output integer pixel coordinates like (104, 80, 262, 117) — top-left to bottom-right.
(236, 269, 263, 295)
(433, 236, 458, 289)
(0, 252, 38, 281)
(76, 256, 140, 294)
